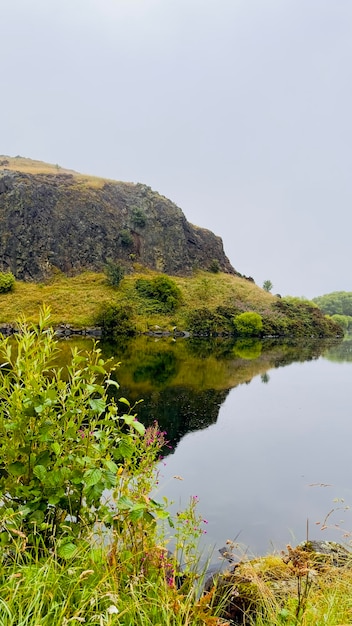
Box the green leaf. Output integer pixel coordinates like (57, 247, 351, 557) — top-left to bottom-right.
(104, 470, 117, 487)
(105, 460, 118, 473)
(122, 414, 134, 425)
(84, 468, 103, 488)
(51, 442, 61, 455)
(57, 542, 78, 560)
(33, 465, 47, 481)
(131, 420, 145, 435)
(154, 509, 170, 520)
(85, 482, 104, 504)
(36, 450, 51, 467)
(88, 398, 106, 414)
(106, 379, 119, 389)
(8, 462, 26, 477)
(129, 509, 154, 523)
(118, 439, 134, 459)
(117, 495, 134, 510)
(29, 510, 45, 525)
(118, 397, 130, 407)
(48, 494, 61, 505)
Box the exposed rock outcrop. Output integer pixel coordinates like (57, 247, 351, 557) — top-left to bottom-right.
(0, 158, 237, 281)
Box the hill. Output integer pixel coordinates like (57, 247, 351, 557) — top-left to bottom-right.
(0, 156, 235, 281)
(0, 156, 344, 340)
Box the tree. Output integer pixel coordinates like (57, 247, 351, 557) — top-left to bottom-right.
(263, 280, 273, 293)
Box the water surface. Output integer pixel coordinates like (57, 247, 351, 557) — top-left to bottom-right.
(59, 335, 352, 559)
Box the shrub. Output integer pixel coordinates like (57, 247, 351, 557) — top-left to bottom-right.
(94, 303, 136, 338)
(120, 229, 133, 246)
(233, 311, 263, 336)
(135, 275, 182, 312)
(131, 206, 147, 227)
(0, 307, 165, 555)
(187, 308, 220, 335)
(208, 259, 220, 273)
(104, 262, 125, 287)
(331, 314, 349, 332)
(0, 271, 15, 293)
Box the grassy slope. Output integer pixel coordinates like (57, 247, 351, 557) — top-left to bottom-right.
(0, 270, 274, 328)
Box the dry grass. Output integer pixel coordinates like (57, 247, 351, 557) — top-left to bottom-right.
(0, 272, 113, 326)
(0, 155, 115, 189)
(178, 272, 273, 311)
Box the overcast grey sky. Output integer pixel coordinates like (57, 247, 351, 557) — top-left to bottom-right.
(2, 0, 351, 297)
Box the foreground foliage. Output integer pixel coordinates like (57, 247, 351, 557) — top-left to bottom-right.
(0, 310, 223, 625)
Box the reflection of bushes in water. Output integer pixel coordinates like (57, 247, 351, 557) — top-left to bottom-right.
(268, 337, 342, 368)
(133, 351, 179, 385)
(324, 339, 352, 362)
(99, 335, 134, 359)
(186, 338, 235, 359)
(233, 339, 262, 360)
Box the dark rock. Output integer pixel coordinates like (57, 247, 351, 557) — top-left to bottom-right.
(0, 169, 238, 281)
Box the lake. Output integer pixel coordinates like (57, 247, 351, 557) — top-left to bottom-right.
(60, 335, 352, 562)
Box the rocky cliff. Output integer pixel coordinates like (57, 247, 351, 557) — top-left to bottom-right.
(0, 157, 236, 281)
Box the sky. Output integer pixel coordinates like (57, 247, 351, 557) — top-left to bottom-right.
(1, 0, 352, 298)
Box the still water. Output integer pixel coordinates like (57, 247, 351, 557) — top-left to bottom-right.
(155, 355, 352, 561)
(66, 336, 352, 559)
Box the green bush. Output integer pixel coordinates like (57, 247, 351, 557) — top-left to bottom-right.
(131, 206, 147, 227)
(104, 262, 125, 287)
(0, 271, 15, 293)
(331, 314, 349, 332)
(187, 308, 220, 335)
(135, 275, 182, 312)
(120, 229, 134, 246)
(208, 259, 220, 273)
(233, 311, 263, 336)
(0, 307, 163, 554)
(95, 303, 136, 338)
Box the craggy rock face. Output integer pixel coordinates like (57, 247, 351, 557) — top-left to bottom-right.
(0, 169, 236, 281)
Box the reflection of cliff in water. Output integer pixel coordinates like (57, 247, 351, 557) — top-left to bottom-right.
(118, 384, 230, 452)
(100, 335, 342, 454)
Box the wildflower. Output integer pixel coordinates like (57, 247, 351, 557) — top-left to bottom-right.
(107, 605, 119, 615)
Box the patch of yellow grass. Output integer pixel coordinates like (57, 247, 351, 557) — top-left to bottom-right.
(179, 272, 273, 309)
(0, 155, 118, 190)
(0, 272, 112, 326)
